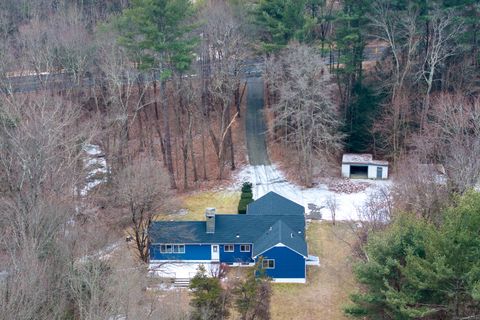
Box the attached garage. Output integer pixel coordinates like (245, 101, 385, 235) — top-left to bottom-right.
(341, 153, 388, 180)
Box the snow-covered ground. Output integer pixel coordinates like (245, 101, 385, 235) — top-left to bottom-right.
(81, 144, 108, 196)
(149, 262, 222, 279)
(233, 164, 391, 221)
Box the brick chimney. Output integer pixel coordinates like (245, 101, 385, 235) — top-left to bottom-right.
(206, 208, 216, 234)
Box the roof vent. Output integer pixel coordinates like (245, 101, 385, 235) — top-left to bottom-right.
(290, 233, 294, 238)
(236, 234, 240, 238)
(206, 208, 215, 234)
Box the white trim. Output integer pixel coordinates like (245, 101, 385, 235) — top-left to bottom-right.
(272, 278, 306, 284)
(253, 243, 308, 259)
(211, 244, 219, 261)
(159, 244, 185, 254)
(229, 262, 255, 267)
(150, 259, 212, 264)
(149, 260, 255, 267)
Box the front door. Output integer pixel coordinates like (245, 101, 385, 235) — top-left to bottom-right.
(211, 245, 219, 261)
(376, 167, 383, 179)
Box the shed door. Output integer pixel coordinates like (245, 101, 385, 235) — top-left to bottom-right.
(211, 245, 219, 261)
(376, 167, 383, 179)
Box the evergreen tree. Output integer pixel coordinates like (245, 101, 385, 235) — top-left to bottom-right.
(346, 191, 480, 319)
(115, 0, 196, 75)
(233, 260, 271, 320)
(189, 265, 230, 320)
(114, 0, 197, 189)
(254, 0, 308, 52)
(238, 182, 253, 214)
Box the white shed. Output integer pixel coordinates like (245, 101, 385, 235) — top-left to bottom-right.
(341, 153, 388, 179)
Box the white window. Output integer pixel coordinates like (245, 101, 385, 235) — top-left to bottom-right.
(262, 259, 275, 269)
(173, 245, 185, 253)
(224, 244, 234, 252)
(240, 244, 250, 252)
(160, 244, 185, 254)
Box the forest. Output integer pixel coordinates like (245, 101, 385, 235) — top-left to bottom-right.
(0, 0, 479, 319)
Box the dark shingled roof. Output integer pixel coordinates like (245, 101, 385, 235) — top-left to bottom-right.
(247, 191, 304, 216)
(149, 214, 305, 244)
(149, 192, 308, 258)
(252, 220, 307, 257)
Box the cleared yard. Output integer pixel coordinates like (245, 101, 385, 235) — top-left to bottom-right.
(160, 191, 241, 221)
(271, 221, 357, 320)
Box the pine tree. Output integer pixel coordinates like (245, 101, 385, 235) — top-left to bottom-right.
(346, 191, 480, 319)
(189, 265, 230, 320)
(233, 260, 271, 320)
(115, 0, 197, 189)
(254, 0, 308, 52)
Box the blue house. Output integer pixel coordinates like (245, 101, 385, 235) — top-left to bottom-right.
(148, 192, 308, 283)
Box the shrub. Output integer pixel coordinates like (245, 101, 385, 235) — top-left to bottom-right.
(241, 192, 253, 199)
(238, 182, 254, 214)
(241, 182, 253, 193)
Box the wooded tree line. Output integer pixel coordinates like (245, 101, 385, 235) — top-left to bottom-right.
(256, 0, 479, 189)
(252, 2, 480, 319)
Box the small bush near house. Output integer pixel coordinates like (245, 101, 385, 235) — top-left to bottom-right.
(238, 182, 254, 214)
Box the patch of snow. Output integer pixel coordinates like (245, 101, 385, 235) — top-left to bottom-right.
(232, 164, 391, 221)
(80, 144, 108, 196)
(78, 240, 122, 263)
(149, 262, 217, 279)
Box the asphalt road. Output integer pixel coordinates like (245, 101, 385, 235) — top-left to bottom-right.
(245, 76, 270, 166)
(1, 46, 387, 94)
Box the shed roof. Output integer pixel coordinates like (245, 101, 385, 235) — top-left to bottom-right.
(342, 153, 388, 166)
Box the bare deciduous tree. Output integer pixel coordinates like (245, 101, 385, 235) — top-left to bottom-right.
(115, 159, 173, 262)
(392, 156, 449, 221)
(413, 93, 480, 194)
(368, 2, 420, 163)
(267, 44, 344, 187)
(198, 0, 248, 179)
(421, 8, 462, 130)
(325, 195, 338, 225)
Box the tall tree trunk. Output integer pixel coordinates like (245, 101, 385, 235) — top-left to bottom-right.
(160, 80, 176, 189)
(153, 79, 168, 165)
(201, 129, 207, 180)
(177, 75, 189, 190)
(188, 111, 198, 182)
(225, 104, 235, 170)
(137, 77, 146, 153)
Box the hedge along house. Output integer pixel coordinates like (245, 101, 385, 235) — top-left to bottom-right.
(148, 192, 308, 283)
(341, 153, 388, 179)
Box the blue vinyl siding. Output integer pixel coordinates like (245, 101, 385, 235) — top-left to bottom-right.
(150, 244, 211, 261)
(256, 246, 305, 279)
(220, 244, 253, 264)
